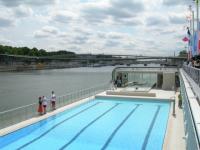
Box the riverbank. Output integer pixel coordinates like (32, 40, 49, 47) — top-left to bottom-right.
(0, 62, 82, 72)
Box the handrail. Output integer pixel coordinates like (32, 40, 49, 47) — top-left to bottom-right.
(0, 82, 110, 130)
(111, 66, 179, 80)
(180, 70, 200, 150)
(183, 65, 200, 103)
(0, 103, 37, 115)
(183, 65, 200, 87)
(0, 83, 109, 115)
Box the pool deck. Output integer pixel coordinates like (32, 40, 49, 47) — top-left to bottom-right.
(0, 89, 186, 150)
(163, 91, 186, 150)
(103, 88, 176, 100)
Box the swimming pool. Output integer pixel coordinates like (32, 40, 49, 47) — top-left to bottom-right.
(0, 97, 170, 150)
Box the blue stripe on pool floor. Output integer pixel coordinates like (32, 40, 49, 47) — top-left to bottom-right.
(101, 104, 141, 150)
(16, 102, 101, 150)
(59, 103, 121, 150)
(141, 105, 161, 150)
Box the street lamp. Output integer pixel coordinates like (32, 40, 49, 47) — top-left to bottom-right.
(193, 0, 199, 55)
(189, 5, 195, 36)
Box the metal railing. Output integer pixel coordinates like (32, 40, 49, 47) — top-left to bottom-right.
(0, 83, 110, 130)
(183, 65, 200, 87)
(180, 73, 200, 150)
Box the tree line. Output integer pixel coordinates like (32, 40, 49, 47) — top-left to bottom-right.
(0, 45, 76, 57)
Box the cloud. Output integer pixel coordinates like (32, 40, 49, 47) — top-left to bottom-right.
(34, 26, 59, 38)
(51, 11, 76, 24)
(0, 0, 189, 56)
(71, 36, 89, 45)
(82, 0, 144, 26)
(96, 32, 105, 39)
(109, 0, 144, 18)
(107, 32, 124, 40)
(0, 37, 15, 45)
(104, 40, 120, 47)
(0, 16, 14, 27)
(13, 5, 33, 17)
(73, 28, 92, 36)
(162, 0, 188, 6)
(0, 0, 57, 7)
(159, 29, 176, 35)
(81, 2, 108, 24)
(146, 16, 169, 26)
(169, 15, 186, 24)
(113, 17, 143, 26)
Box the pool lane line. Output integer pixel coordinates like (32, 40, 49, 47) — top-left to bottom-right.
(101, 104, 141, 150)
(59, 103, 121, 150)
(16, 102, 102, 150)
(141, 105, 161, 150)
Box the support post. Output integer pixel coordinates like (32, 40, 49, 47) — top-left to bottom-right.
(170, 95, 176, 116)
(173, 99, 176, 116)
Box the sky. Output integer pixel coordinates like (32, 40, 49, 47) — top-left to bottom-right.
(0, 0, 194, 56)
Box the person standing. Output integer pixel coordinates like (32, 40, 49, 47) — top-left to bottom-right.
(51, 91, 56, 110)
(42, 96, 48, 114)
(37, 97, 43, 115)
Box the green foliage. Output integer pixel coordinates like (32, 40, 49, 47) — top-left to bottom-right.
(178, 94, 182, 108)
(179, 50, 187, 57)
(0, 45, 75, 57)
(178, 94, 182, 101)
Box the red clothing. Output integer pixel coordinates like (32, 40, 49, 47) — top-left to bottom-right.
(38, 104, 43, 113)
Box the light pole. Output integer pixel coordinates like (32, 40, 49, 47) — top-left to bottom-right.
(188, 5, 194, 59)
(189, 5, 194, 35)
(195, 0, 199, 54)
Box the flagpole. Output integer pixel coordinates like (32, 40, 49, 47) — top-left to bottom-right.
(188, 5, 193, 60)
(188, 5, 194, 35)
(196, 0, 199, 55)
(192, 10, 195, 36)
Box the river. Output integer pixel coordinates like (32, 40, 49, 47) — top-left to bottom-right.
(0, 67, 113, 112)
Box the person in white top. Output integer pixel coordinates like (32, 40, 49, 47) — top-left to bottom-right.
(51, 91, 56, 110)
(42, 96, 48, 114)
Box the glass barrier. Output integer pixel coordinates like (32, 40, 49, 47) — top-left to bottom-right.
(0, 83, 110, 130)
(180, 73, 200, 150)
(183, 65, 200, 87)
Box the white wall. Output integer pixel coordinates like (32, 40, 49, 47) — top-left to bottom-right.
(162, 73, 175, 90)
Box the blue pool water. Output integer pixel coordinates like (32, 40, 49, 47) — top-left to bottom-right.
(0, 97, 170, 150)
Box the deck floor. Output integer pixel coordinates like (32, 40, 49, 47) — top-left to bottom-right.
(163, 92, 186, 150)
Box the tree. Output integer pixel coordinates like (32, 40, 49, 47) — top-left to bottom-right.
(0, 44, 76, 57)
(179, 50, 187, 57)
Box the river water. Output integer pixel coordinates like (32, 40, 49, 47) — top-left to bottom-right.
(0, 67, 113, 112)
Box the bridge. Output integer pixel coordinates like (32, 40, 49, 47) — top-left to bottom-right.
(0, 54, 186, 60)
(0, 54, 187, 71)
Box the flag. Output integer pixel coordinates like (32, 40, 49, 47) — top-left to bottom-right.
(192, 31, 198, 56)
(198, 31, 200, 54)
(182, 37, 189, 42)
(187, 27, 191, 36)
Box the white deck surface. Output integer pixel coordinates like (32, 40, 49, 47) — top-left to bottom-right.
(104, 88, 175, 100)
(163, 92, 186, 150)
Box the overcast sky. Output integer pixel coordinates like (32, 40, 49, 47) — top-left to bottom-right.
(0, 0, 193, 56)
